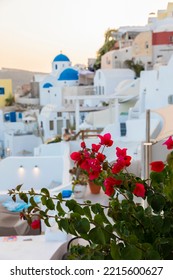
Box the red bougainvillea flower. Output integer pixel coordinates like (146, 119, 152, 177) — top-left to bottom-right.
(92, 144, 101, 153)
(150, 161, 165, 172)
(104, 185, 114, 196)
(80, 158, 102, 180)
(133, 183, 146, 198)
(104, 177, 116, 196)
(116, 147, 127, 158)
(98, 133, 113, 147)
(104, 177, 122, 196)
(81, 141, 86, 149)
(119, 155, 132, 167)
(80, 158, 91, 173)
(70, 151, 82, 162)
(112, 161, 124, 174)
(96, 152, 106, 162)
(163, 136, 173, 150)
(30, 219, 40, 230)
(88, 170, 101, 180)
(115, 147, 132, 167)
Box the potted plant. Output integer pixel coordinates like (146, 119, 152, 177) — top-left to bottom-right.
(69, 135, 114, 194)
(9, 133, 173, 259)
(69, 166, 88, 198)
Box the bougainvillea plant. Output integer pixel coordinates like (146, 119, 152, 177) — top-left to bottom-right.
(9, 133, 173, 259)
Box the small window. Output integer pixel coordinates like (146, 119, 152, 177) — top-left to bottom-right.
(145, 41, 149, 48)
(49, 120, 54, 130)
(168, 95, 173, 104)
(120, 122, 126, 136)
(0, 87, 5, 95)
(99, 86, 102, 95)
(170, 36, 173, 43)
(57, 112, 62, 117)
(55, 64, 58, 70)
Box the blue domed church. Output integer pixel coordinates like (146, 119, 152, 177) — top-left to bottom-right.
(38, 53, 79, 140)
(40, 53, 79, 107)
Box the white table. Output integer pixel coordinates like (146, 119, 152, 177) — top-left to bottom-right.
(0, 234, 65, 260)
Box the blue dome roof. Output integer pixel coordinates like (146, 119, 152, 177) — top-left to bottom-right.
(43, 83, 53, 88)
(58, 68, 79, 81)
(53, 54, 70, 62)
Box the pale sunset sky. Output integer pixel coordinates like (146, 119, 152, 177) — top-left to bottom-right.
(0, 0, 171, 72)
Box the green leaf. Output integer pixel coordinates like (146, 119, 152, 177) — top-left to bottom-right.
(163, 184, 173, 202)
(74, 218, 90, 234)
(94, 214, 104, 226)
(30, 196, 38, 207)
(56, 201, 66, 216)
(58, 218, 69, 232)
(150, 194, 166, 212)
(83, 206, 92, 219)
(150, 171, 164, 184)
(16, 184, 23, 191)
(73, 204, 84, 215)
(89, 227, 106, 244)
(91, 203, 102, 214)
(162, 217, 173, 233)
(41, 196, 47, 205)
(121, 244, 142, 260)
(46, 198, 55, 210)
(19, 192, 28, 203)
(55, 192, 63, 202)
(28, 188, 36, 195)
(128, 234, 139, 245)
(126, 190, 133, 200)
(145, 248, 161, 260)
(68, 223, 77, 236)
(41, 188, 50, 197)
(110, 241, 121, 259)
(44, 217, 51, 227)
(99, 209, 111, 225)
(151, 216, 163, 232)
(66, 199, 78, 211)
(12, 194, 16, 202)
(39, 210, 48, 218)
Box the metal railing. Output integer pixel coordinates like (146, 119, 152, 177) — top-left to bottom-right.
(72, 129, 103, 141)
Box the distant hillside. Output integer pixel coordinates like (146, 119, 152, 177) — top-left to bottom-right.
(0, 68, 48, 92)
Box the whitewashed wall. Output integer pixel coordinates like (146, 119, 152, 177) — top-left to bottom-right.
(0, 155, 70, 191)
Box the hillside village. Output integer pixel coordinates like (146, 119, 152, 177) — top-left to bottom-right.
(0, 3, 173, 151)
(1, 2, 173, 260)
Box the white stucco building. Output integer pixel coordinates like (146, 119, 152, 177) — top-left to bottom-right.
(94, 69, 135, 96)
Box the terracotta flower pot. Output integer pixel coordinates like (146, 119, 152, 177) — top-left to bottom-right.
(88, 181, 101, 194)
